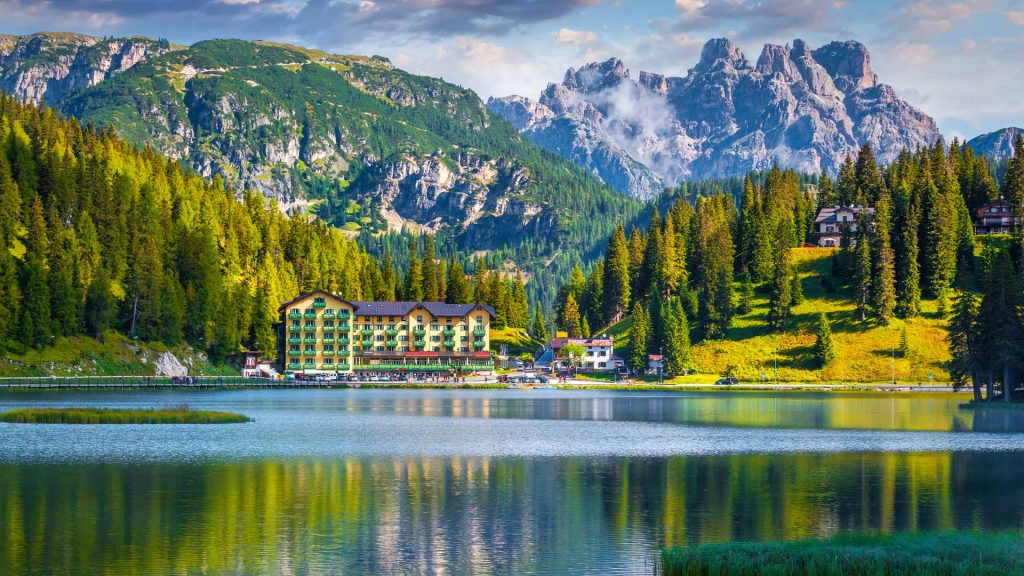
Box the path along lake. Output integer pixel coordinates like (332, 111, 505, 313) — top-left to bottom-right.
(1, 389, 1023, 575)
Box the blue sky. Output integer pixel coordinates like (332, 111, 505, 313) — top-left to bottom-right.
(3, 0, 1022, 138)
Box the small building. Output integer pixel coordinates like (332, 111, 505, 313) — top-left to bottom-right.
(813, 205, 874, 247)
(549, 336, 616, 372)
(974, 199, 1019, 235)
(240, 351, 262, 378)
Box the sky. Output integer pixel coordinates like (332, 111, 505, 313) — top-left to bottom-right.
(2, 0, 1022, 139)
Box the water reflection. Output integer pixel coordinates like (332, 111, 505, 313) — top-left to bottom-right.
(2, 452, 1023, 576)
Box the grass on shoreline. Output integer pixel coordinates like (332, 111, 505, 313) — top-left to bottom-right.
(660, 531, 1024, 576)
(0, 406, 252, 424)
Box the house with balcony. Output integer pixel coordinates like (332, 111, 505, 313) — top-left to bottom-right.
(973, 199, 1019, 235)
(548, 335, 619, 372)
(813, 205, 874, 247)
(277, 290, 495, 375)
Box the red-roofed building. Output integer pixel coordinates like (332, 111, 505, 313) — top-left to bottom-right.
(974, 199, 1019, 235)
(813, 205, 874, 247)
(550, 336, 618, 372)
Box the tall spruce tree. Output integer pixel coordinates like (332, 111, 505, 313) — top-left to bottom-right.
(853, 220, 872, 321)
(602, 224, 631, 324)
(813, 312, 836, 368)
(627, 301, 650, 374)
(445, 257, 470, 303)
(766, 220, 793, 331)
(663, 298, 690, 377)
(870, 195, 896, 323)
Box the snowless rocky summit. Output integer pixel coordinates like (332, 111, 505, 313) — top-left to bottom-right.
(488, 38, 940, 199)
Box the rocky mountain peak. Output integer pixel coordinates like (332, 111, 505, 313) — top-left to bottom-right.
(562, 57, 629, 94)
(696, 38, 750, 72)
(489, 38, 940, 197)
(967, 127, 1024, 161)
(811, 40, 877, 93)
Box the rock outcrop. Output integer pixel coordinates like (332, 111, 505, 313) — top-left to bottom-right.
(488, 38, 940, 197)
(0, 32, 170, 104)
(967, 127, 1023, 161)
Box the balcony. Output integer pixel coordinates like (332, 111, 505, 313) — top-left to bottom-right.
(303, 312, 317, 319)
(338, 337, 350, 346)
(361, 339, 374, 348)
(361, 328, 374, 336)
(338, 311, 351, 320)
(474, 340, 486, 348)
(322, 350, 335, 356)
(322, 338, 335, 345)
(412, 328, 426, 337)
(443, 329, 456, 337)
(414, 339, 426, 348)
(287, 362, 301, 370)
(303, 337, 317, 345)
(443, 340, 456, 348)
(337, 324, 350, 332)
(385, 328, 399, 336)
(288, 337, 302, 345)
(321, 312, 336, 320)
(287, 311, 302, 320)
(312, 300, 327, 308)
(473, 328, 486, 337)
(385, 339, 398, 347)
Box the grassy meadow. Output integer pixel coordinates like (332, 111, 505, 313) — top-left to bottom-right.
(610, 248, 951, 384)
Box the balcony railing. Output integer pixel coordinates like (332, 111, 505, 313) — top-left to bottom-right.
(312, 301, 327, 308)
(322, 350, 335, 356)
(442, 329, 456, 337)
(336, 324, 350, 332)
(338, 337, 350, 346)
(338, 311, 351, 320)
(361, 328, 374, 336)
(287, 363, 301, 370)
(385, 328, 399, 336)
(443, 340, 456, 348)
(303, 312, 317, 319)
(385, 339, 398, 347)
(414, 339, 426, 348)
(352, 362, 494, 371)
(322, 338, 335, 345)
(288, 337, 301, 345)
(412, 329, 426, 337)
(321, 312, 336, 320)
(287, 311, 302, 320)
(303, 337, 317, 344)
(473, 328, 486, 337)
(474, 340, 486, 348)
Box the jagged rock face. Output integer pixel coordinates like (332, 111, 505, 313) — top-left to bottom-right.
(488, 38, 940, 195)
(968, 127, 1023, 161)
(0, 33, 169, 104)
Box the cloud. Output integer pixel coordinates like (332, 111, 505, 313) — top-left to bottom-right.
(672, 0, 845, 39)
(886, 0, 990, 38)
(554, 27, 599, 46)
(1008, 10, 1024, 25)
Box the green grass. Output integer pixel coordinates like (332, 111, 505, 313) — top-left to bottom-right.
(0, 406, 251, 424)
(490, 327, 542, 356)
(660, 532, 1024, 576)
(610, 248, 951, 384)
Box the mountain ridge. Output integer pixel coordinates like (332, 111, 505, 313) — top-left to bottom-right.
(488, 38, 941, 198)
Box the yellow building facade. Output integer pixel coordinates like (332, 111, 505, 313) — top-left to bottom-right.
(278, 290, 494, 374)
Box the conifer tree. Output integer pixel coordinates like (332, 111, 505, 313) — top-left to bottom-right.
(1001, 134, 1024, 207)
(0, 250, 21, 344)
(510, 271, 529, 329)
(84, 266, 113, 341)
(602, 224, 631, 324)
(561, 293, 583, 337)
(853, 221, 872, 321)
(445, 257, 470, 304)
(948, 290, 981, 399)
(767, 220, 793, 331)
(531, 307, 548, 343)
(899, 326, 910, 359)
(813, 313, 836, 368)
(19, 255, 51, 349)
(871, 195, 896, 323)
(404, 252, 424, 301)
(737, 269, 754, 315)
(421, 235, 439, 302)
(627, 301, 649, 373)
(694, 197, 735, 339)
(663, 298, 690, 377)
(895, 199, 921, 318)
(790, 269, 803, 306)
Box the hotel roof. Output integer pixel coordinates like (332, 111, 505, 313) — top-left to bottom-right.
(279, 291, 495, 318)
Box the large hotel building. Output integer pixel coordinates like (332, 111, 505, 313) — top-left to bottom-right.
(277, 290, 495, 375)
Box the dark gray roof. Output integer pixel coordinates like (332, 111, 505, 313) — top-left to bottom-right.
(349, 301, 419, 316)
(422, 302, 495, 318)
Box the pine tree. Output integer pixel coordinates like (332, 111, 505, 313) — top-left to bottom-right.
(561, 293, 583, 337)
(813, 313, 836, 368)
(531, 307, 548, 342)
(948, 290, 981, 398)
(663, 298, 690, 377)
(694, 196, 735, 339)
(737, 269, 754, 315)
(85, 267, 113, 340)
(790, 270, 803, 306)
(899, 326, 910, 359)
(895, 199, 921, 318)
(0, 250, 22, 344)
(446, 257, 470, 303)
(853, 222, 872, 321)
(404, 252, 424, 301)
(509, 271, 529, 329)
(421, 236, 439, 302)
(766, 221, 793, 331)
(19, 255, 51, 349)
(1001, 133, 1024, 207)
(602, 224, 631, 324)
(627, 301, 649, 374)
(870, 195, 896, 323)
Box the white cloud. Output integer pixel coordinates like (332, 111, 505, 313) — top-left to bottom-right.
(218, 0, 260, 4)
(675, 0, 708, 14)
(1007, 11, 1024, 25)
(554, 27, 599, 46)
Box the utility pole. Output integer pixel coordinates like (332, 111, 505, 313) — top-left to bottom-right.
(891, 344, 896, 386)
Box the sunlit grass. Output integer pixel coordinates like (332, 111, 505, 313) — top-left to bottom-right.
(660, 532, 1024, 576)
(610, 248, 951, 383)
(0, 406, 252, 424)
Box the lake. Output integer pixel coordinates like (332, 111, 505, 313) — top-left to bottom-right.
(1, 389, 1023, 575)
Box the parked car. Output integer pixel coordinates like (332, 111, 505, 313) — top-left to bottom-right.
(715, 377, 739, 386)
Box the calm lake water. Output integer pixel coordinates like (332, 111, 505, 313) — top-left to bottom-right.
(1, 389, 1023, 575)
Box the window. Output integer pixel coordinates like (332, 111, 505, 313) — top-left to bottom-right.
(375, 335, 385, 342)
(417, 315, 423, 322)
(461, 336, 468, 342)
(476, 316, 483, 323)
(431, 336, 440, 342)
(376, 324, 384, 330)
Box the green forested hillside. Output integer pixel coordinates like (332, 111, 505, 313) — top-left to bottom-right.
(45, 37, 644, 307)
